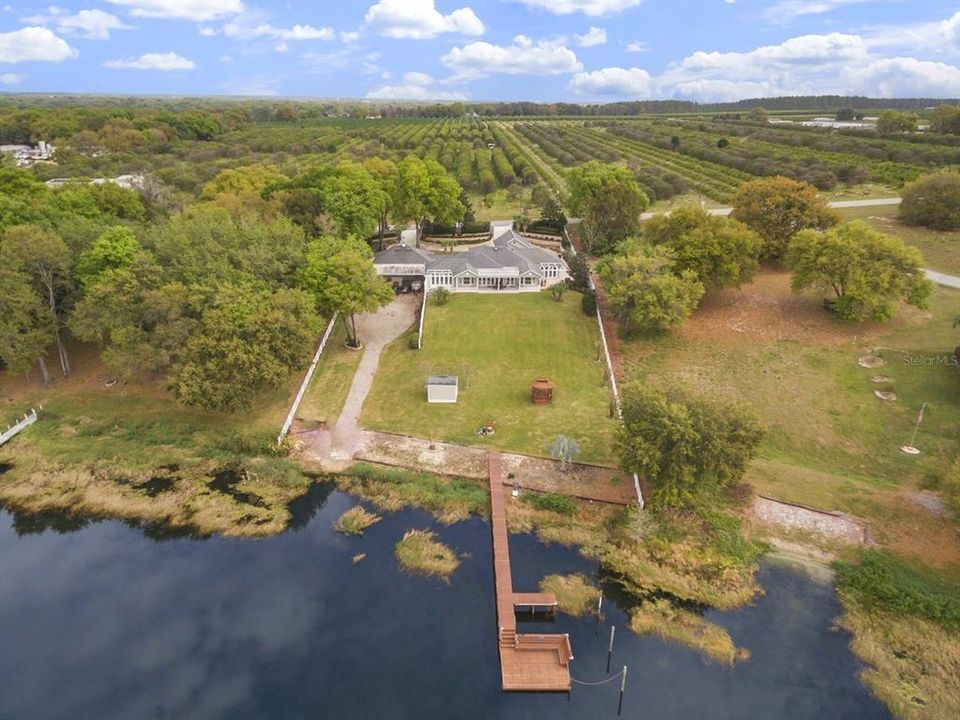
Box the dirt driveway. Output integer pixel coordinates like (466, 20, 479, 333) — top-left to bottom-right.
(326, 295, 419, 465)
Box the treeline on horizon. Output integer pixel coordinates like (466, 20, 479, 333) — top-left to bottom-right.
(1, 93, 956, 121)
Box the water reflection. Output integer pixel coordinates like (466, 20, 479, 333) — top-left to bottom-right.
(0, 492, 891, 720)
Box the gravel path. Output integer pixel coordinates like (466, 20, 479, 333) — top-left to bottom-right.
(641, 196, 902, 220)
(326, 296, 419, 465)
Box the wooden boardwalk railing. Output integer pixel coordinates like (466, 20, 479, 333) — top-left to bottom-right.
(489, 451, 572, 691)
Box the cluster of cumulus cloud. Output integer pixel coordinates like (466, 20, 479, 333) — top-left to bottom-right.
(1, 0, 958, 102)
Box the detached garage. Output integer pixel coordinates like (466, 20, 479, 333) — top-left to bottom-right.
(426, 375, 459, 404)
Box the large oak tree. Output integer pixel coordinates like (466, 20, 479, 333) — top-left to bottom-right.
(731, 176, 838, 260)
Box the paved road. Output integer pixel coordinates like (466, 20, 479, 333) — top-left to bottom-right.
(640, 196, 902, 220)
(925, 268, 960, 289)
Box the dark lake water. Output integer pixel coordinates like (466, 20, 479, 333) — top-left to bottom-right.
(0, 483, 891, 720)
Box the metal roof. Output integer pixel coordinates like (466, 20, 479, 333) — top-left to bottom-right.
(426, 375, 458, 386)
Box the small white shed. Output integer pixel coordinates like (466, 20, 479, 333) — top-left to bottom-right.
(426, 375, 459, 404)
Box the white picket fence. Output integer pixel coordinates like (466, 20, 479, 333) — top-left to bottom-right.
(564, 226, 645, 509)
(416, 295, 427, 349)
(0, 407, 41, 446)
(277, 314, 338, 444)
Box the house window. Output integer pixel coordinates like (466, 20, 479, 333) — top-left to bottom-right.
(479, 277, 497, 287)
(543, 265, 558, 278)
(459, 276, 475, 285)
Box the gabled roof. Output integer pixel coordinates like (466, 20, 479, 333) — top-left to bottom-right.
(373, 235, 565, 278)
(373, 244, 432, 266)
(494, 229, 566, 265)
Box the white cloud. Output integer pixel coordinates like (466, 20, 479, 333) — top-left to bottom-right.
(763, 0, 868, 24)
(300, 48, 354, 74)
(103, 52, 195, 70)
(0, 26, 77, 63)
(366, 84, 467, 100)
(656, 34, 861, 99)
(626, 40, 648, 53)
(274, 41, 288, 53)
(569, 66, 651, 95)
(841, 57, 960, 97)
(106, 0, 244, 21)
(223, 19, 334, 41)
(361, 51, 384, 75)
(574, 26, 606, 47)
(403, 71, 434, 86)
(669, 79, 784, 102)
(199, 26, 218, 36)
(40, 9, 132, 40)
(442, 35, 581, 78)
(865, 11, 960, 56)
(516, 0, 643, 17)
(221, 73, 282, 96)
(340, 30, 360, 43)
(655, 28, 960, 101)
(364, 0, 484, 40)
(0, 72, 24, 84)
(365, 70, 466, 101)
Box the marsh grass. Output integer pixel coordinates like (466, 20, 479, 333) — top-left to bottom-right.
(394, 529, 462, 580)
(539, 573, 600, 617)
(337, 463, 488, 524)
(839, 602, 960, 720)
(834, 551, 960, 720)
(508, 499, 764, 609)
(630, 598, 751, 666)
(334, 506, 381, 535)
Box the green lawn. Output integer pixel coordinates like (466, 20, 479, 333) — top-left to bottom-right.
(297, 317, 363, 426)
(837, 205, 960, 276)
(361, 292, 619, 465)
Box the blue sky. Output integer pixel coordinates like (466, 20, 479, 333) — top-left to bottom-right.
(1, 0, 959, 102)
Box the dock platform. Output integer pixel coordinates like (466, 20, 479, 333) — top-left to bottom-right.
(489, 451, 572, 692)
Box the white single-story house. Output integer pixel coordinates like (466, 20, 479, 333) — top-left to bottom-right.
(373, 229, 568, 294)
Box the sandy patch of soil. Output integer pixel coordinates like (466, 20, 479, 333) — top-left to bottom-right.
(355, 431, 636, 505)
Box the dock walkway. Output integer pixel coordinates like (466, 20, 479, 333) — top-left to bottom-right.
(489, 451, 572, 691)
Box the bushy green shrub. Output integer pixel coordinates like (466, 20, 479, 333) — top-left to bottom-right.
(900, 172, 960, 230)
(581, 291, 597, 316)
(432, 287, 450, 305)
(523, 492, 577, 515)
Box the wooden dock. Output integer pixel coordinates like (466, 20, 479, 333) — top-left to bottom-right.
(489, 451, 573, 692)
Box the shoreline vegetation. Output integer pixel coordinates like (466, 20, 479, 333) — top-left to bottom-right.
(3, 443, 959, 717)
(630, 599, 751, 666)
(834, 551, 960, 720)
(538, 573, 600, 618)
